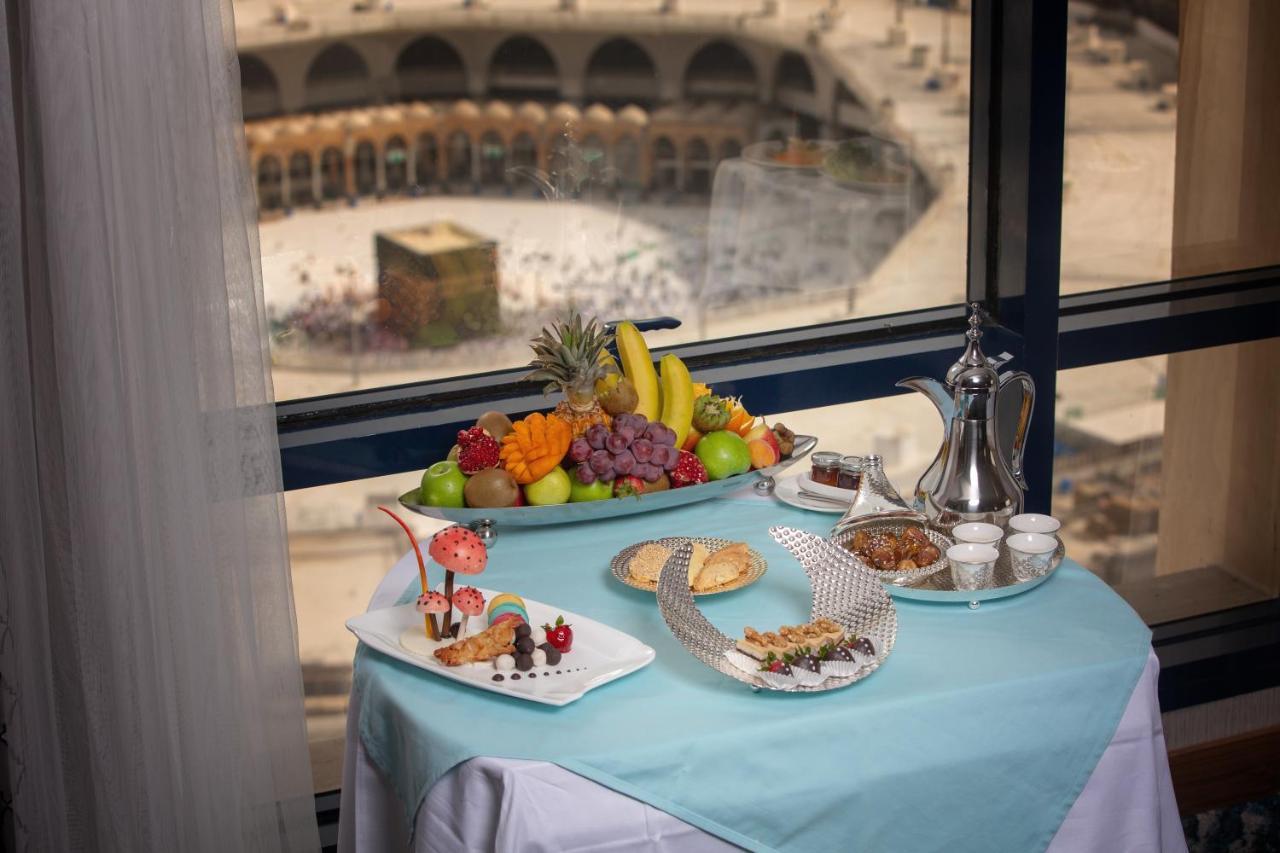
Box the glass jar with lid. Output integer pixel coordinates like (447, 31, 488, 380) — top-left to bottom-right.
(809, 452, 842, 486)
(837, 456, 864, 491)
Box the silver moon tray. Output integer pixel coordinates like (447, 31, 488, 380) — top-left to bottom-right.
(887, 539, 1068, 608)
(656, 526, 897, 693)
(398, 436, 816, 538)
(610, 537, 768, 596)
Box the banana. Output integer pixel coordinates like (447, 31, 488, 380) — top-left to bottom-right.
(659, 353, 694, 449)
(616, 322, 661, 421)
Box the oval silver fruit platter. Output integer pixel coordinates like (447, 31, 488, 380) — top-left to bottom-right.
(398, 435, 816, 536)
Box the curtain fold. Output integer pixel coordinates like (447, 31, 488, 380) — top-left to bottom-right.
(0, 0, 319, 850)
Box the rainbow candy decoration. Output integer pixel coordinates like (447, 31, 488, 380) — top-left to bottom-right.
(486, 593, 529, 628)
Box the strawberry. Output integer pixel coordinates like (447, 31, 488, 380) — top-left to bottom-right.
(670, 450, 709, 488)
(758, 651, 792, 675)
(542, 615, 573, 653)
(455, 426, 500, 474)
(613, 474, 645, 498)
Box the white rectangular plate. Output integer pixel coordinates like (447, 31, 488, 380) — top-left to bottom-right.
(346, 587, 656, 707)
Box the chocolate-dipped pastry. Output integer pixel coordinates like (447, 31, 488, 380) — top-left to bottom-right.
(514, 652, 534, 671)
(515, 636, 535, 654)
(538, 642, 562, 666)
(850, 637, 876, 657)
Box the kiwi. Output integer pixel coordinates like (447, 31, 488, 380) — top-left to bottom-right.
(464, 468, 520, 508)
(600, 376, 639, 416)
(476, 410, 514, 442)
(643, 473, 670, 493)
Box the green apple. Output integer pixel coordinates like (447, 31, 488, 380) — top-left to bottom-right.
(569, 474, 614, 502)
(420, 460, 467, 507)
(694, 431, 752, 480)
(525, 466, 572, 506)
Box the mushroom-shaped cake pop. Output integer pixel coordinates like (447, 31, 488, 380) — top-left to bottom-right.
(416, 591, 451, 639)
(428, 526, 488, 638)
(452, 587, 486, 636)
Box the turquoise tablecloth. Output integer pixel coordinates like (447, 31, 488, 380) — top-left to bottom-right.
(354, 496, 1152, 853)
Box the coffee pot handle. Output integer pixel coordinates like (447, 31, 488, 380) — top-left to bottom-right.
(999, 370, 1035, 491)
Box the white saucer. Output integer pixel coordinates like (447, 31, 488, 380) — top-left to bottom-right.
(773, 473, 852, 514)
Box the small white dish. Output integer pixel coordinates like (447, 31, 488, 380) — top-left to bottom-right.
(1005, 532, 1059, 582)
(946, 543, 999, 591)
(951, 522, 1004, 546)
(773, 474, 849, 514)
(1008, 514, 1061, 536)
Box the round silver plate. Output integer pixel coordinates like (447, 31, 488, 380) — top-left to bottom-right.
(887, 540, 1068, 605)
(611, 537, 768, 596)
(829, 521, 952, 586)
(655, 526, 897, 693)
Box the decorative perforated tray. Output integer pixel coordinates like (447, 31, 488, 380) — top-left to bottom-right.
(610, 537, 767, 596)
(829, 520, 952, 585)
(655, 526, 897, 693)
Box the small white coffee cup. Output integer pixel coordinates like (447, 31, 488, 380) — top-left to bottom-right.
(1008, 514, 1061, 536)
(951, 522, 1004, 546)
(1005, 532, 1058, 582)
(946, 543, 999, 591)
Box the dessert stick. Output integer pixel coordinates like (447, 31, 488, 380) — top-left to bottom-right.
(378, 506, 437, 639)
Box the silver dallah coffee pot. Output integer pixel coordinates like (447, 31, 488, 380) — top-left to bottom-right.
(897, 305, 1035, 529)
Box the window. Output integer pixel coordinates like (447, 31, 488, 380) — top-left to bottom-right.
(240, 0, 1280, 790)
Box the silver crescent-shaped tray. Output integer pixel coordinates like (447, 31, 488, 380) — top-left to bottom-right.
(655, 526, 897, 693)
(886, 539, 1067, 606)
(398, 435, 816, 532)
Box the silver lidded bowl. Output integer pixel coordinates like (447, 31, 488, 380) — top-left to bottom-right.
(830, 521, 952, 586)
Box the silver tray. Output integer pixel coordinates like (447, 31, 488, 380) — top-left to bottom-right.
(610, 537, 768, 596)
(398, 435, 816, 538)
(829, 520, 952, 586)
(655, 526, 897, 693)
(887, 539, 1067, 608)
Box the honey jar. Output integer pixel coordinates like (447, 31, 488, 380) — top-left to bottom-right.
(809, 452, 842, 486)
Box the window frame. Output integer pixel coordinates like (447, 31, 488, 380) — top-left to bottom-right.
(273, 1, 1280, 708)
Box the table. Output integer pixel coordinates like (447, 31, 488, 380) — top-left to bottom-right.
(338, 526, 1186, 853)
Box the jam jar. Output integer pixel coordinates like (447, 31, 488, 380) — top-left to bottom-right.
(810, 452, 842, 486)
(837, 456, 864, 491)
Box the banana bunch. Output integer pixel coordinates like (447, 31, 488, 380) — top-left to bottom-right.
(615, 321, 694, 448)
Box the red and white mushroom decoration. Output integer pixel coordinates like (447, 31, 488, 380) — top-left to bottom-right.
(428, 526, 489, 638)
(451, 587, 486, 636)
(415, 591, 451, 639)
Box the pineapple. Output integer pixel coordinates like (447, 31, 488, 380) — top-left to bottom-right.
(524, 312, 615, 437)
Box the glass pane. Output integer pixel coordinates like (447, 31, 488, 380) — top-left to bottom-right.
(1051, 344, 1278, 624)
(1060, 2, 1280, 293)
(237, 3, 971, 401)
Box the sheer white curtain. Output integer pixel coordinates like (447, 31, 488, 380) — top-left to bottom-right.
(0, 0, 318, 850)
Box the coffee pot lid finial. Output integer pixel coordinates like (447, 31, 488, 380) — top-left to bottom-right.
(945, 302, 995, 386)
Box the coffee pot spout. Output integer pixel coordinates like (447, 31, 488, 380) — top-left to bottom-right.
(896, 376, 955, 423)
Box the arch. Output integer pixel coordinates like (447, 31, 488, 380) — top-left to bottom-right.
(683, 40, 758, 101)
(488, 35, 560, 101)
(479, 131, 506, 184)
(446, 130, 473, 183)
(305, 43, 370, 111)
(320, 147, 346, 200)
(719, 138, 743, 161)
(239, 54, 281, 119)
(256, 156, 283, 211)
(385, 135, 409, 192)
(652, 136, 678, 191)
(354, 140, 378, 195)
(584, 37, 659, 106)
(685, 137, 713, 194)
(288, 151, 313, 207)
(775, 51, 816, 94)
(614, 135, 641, 187)
(415, 133, 439, 187)
(511, 132, 538, 171)
(395, 35, 467, 99)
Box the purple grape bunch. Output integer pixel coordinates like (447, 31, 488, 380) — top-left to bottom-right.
(569, 413, 679, 485)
